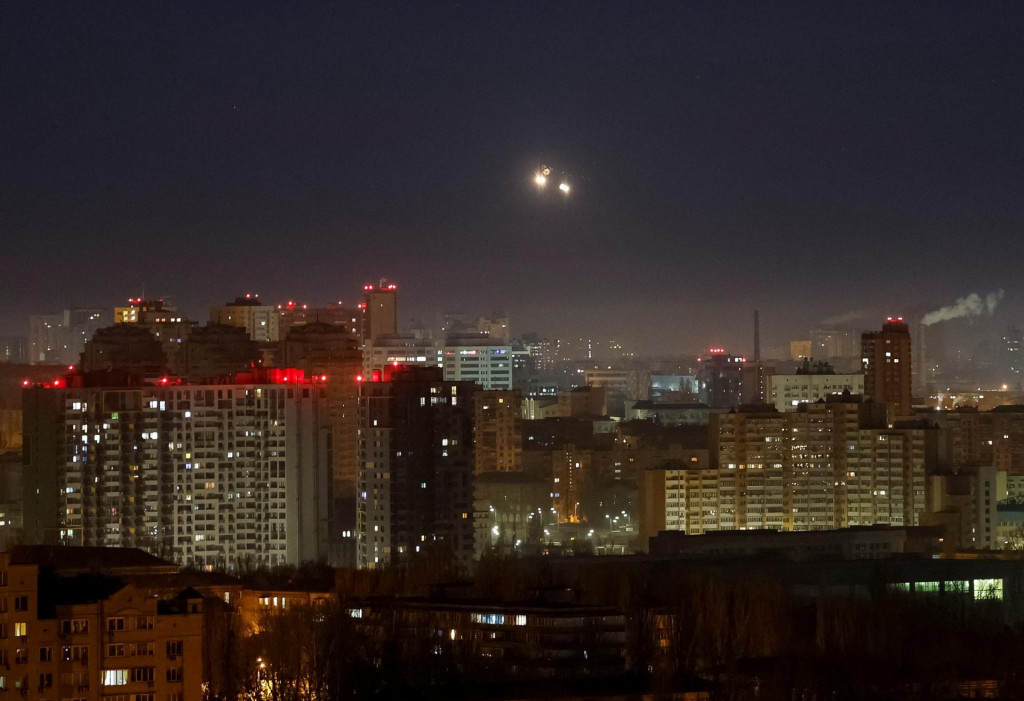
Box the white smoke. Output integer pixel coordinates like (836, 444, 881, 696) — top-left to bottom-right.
(921, 290, 1004, 326)
(821, 309, 870, 327)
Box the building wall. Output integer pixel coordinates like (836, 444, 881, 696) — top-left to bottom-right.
(443, 345, 513, 391)
(361, 338, 440, 376)
(862, 319, 912, 417)
(22, 378, 332, 569)
(474, 390, 522, 474)
(357, 367, 477, 569)
(29, 310, 106, 366)
(210, 301, 279, 343)
(767, 373, 865, 412)
(641, 402, 936, 540)
(361, 286, 398, 343)
(0, 554, 203, 701)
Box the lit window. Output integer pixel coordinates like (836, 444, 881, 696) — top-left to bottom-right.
(102, 669, 129, 686)
(973, 578, 1003, 600)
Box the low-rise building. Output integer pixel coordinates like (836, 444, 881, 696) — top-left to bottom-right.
(350, 594, 626, 681)
(0, 548, 204, 701)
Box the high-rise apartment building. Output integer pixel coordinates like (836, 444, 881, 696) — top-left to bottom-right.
(356, 366, 476, 569)
(637, 398, 935, 543)
(0, 337, 27, 364)
(715, 407, 790, 530)
(282, 322, 363, 564)
(1003, 327, 1022, 378)
(210, 294, 279, 343)
(28, 309, 106, 365)
(277, 300, 361, 338)
(809, 327, 861, 370)
(697, 349, 745, 409)
(79, 324, 167, 374)
(862, 317, 912, 417)
(22, 369, 333, 569)
(474, 390, 522, 474)
(181, 324, 261, 382)
(360, 282, 398, 343)
(637, 449, 712, 543)
(477, 315, 510, 344)
(114, 298, 194, 373)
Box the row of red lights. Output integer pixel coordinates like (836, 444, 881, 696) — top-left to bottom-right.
(23, 368, 332, 389)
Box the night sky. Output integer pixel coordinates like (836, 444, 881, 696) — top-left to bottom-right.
(3, 3, 1024, 354)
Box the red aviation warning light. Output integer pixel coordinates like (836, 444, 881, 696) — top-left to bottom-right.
(355, 374, 364, 383)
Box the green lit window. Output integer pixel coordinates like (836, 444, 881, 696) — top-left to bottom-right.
(914, 581, 940, 593)
(973, 578, 1003, 601)
(944, 580, 968, 594)
(889, 582, 910, 592)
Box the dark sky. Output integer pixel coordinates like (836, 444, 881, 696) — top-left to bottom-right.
(3, 3, 1024, 354)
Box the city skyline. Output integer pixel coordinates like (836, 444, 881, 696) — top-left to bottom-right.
(8, 284, 1022, 364)
(4, 4, 1024, 352)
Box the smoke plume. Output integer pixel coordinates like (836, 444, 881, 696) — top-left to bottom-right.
(921, 290, 1004, 326)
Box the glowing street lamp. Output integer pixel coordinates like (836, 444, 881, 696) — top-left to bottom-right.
(534, 172, 548, 187)
(558, 182, 570, 194)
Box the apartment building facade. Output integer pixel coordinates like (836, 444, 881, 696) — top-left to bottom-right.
(22, 369, 332, 570)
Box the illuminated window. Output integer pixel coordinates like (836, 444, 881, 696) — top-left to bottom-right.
(973, 578, 1003, 600)
(102, 669, 129, 686)
(13, 622, 27, 637)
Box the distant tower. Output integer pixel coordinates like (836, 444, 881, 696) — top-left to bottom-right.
(361, 281, 398, 344)
(861, 317, 912, 417)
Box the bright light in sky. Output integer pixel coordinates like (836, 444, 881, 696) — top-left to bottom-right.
(558, 182, 570, 193)
(534, 173, 547, 186)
